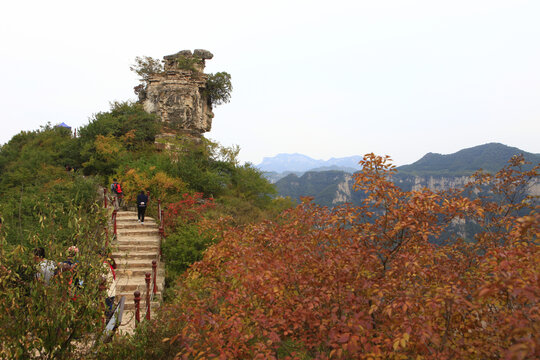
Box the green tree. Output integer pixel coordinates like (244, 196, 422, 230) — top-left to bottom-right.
(77, 101, 160, 175)
(204, 72, 232, 106)
(130, 56, 163, 82)
(0, 201, 112, 359)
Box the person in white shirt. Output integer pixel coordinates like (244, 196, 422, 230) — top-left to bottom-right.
(34, 247, 56, 285)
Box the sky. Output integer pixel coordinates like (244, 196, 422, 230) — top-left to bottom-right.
(0, 0, 539, 167)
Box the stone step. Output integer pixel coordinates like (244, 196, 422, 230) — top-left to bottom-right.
(116, 232, 161, 238)
(117, 221, 153, 225)
(117, 290, 162, 298)
(115, 259, 163, 268)
(117, 223, 158, 230)
(117, 266, 165, 275)
(116, 219, 155, 229)
(115, 211, 140, 216)
(117, 291, 162, 301)
(112, 236, 161, 248)
(118, 229, 161, 236)
(116, 268, 165, 277)
(116, 280, 165, 293)
(115, 237, 161, 245)
(116, 212, 156, 219)
(116, 238, 160, 246)
(123, 301, 161, 311)
(113, 251, 158, 260)
(116, 244, 160, 252)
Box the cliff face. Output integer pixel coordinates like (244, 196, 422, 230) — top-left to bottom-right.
(393, 174, 472, 192)
(332, 174, 353, 204)
(331, 174, 474, 205)
(276, 171, 539, 207)
(141, 49, 214, 136)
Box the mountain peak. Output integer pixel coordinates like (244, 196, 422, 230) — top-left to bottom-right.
(398, 143, 539, 176)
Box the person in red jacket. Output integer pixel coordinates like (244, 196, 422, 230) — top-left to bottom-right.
(110, 178, 124, 210)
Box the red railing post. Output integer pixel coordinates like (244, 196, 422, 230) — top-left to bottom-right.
(134, 290, 141, 326)
(145, 273, 151, 320)
(147, 191, 150, 203)
(104, 188, 108, 208)
(159, 209, 165, 257)
(152, 260, 157, 295)
(112, 210, 117, 236)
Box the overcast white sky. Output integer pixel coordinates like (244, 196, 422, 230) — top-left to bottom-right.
(1, 0, 538, 166)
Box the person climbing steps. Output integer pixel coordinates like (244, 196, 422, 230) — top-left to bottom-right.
(137, 190, 148, 224)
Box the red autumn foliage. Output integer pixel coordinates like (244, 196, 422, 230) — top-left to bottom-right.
(164, 193, 215, 231)
(155, 155, 539, 360)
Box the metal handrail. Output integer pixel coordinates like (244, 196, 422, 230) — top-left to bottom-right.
(99, 295, 126, 343)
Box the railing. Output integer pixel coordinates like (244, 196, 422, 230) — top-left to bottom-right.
(134, 260, 158, 326)
(133, 195, 164, 327)
(101, 296, 126, 343)
(111, 209, 117, 237)
(99, 186, 124, 341)
(102, 188, 166, 327)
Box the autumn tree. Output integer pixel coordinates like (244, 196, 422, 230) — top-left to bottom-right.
(103, 154, 538, 360)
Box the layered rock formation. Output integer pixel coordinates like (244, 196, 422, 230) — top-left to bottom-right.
(276, 172, 540, 207)
(140, 49, 214, 136)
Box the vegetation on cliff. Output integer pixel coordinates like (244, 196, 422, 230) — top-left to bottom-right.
(131, 55, 233, 107)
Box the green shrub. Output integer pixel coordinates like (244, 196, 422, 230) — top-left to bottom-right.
(162, 223, 216, 278)
(175, 56, 203, 72)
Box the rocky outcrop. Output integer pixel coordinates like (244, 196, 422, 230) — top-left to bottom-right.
(393, 174, 472, 192)
(332, 174, 353, 204)
(141, 49, 214, 136)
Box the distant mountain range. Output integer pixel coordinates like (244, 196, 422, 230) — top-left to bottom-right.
(257, 154, 362, 182)
(272, 143, 540, 207)
(258, 143, 539, 180)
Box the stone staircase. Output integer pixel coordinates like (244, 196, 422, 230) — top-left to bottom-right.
(111, 211, 165, 333)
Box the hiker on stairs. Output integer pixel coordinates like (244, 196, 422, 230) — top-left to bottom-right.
(110, 178, 124, 210)
(137, 190, 148, 224)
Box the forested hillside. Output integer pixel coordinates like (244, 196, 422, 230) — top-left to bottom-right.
(0, 102, 291, 358)
(397, 143, 540, 176)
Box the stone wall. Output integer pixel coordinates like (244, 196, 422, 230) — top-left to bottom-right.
(141, 49, 214, 136)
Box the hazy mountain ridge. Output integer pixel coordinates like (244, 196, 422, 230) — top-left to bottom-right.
(275, 143, 540, 206)
(257, 153, 362, 173)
